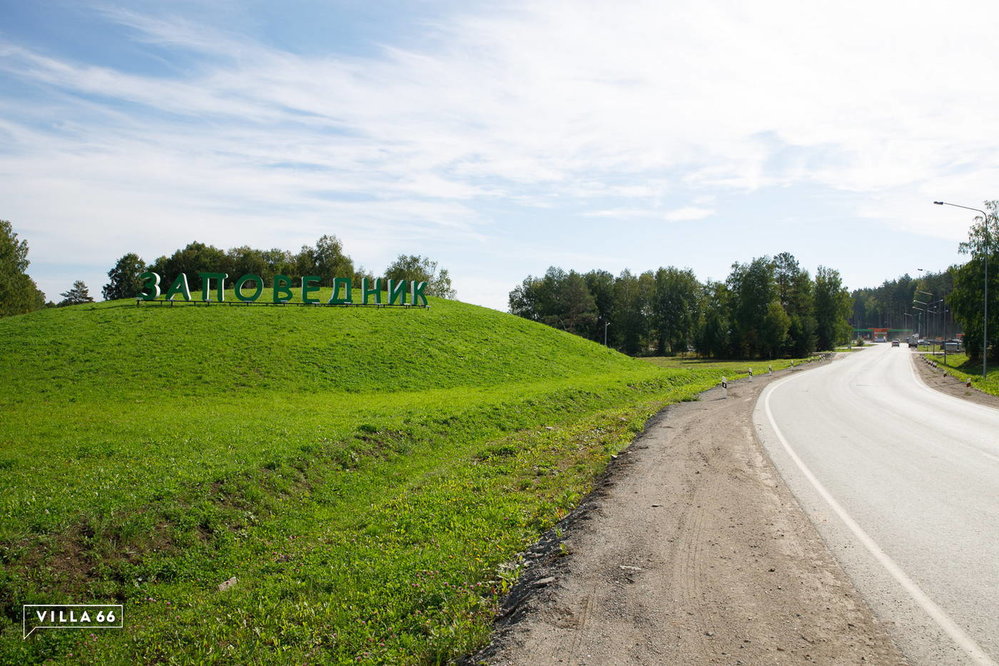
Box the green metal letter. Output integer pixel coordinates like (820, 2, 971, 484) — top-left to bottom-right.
(328, 277, 353, 304)
(411, 281, 428, 307)
(301, 275, 322, 304)
(388, 279, 408, 305)
(199, 272, 228, 301)
(234, 274, 263, 302)
(362, 278, 382, 305)
(273, 275, 294, 303)
(138, 271, 161, 300)
(164, 273, 192, 301)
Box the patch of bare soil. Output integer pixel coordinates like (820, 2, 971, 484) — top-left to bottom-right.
(912, 352, 999, 409)
(465, 369, 907, 666)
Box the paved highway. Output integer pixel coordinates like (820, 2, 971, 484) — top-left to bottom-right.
(754, 344, 999, 665)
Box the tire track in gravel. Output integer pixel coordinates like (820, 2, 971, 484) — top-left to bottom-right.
(467, 367, 908, 666)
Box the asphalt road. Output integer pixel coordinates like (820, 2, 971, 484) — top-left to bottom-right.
(754, 344, 999, 665)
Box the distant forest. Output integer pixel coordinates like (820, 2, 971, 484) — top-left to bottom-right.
(509, 252, 851, 359)
(850, 269, 955, 338)
(510, 238, 998, 363)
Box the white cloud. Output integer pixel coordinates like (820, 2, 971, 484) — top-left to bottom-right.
(1, 0, 997, 301)
(663, 207, 714, 222)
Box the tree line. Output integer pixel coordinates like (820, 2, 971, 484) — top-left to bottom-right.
(850, 270, 955, 334)
(509, 252, 852, 358)
(0, 224, 456, 315)
(3, 206, 996, 365)
(102, 235, 456, 302)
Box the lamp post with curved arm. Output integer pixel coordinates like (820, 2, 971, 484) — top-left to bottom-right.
(934, 201, 990, 379)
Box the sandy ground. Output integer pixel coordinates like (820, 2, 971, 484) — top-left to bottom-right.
(466, 364, 908, 666)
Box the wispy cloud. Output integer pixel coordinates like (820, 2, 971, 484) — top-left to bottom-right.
(663, 207, 714, 222)
(0, 0, 996, 306)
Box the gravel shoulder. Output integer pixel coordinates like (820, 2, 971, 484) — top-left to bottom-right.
(911, 351, 999, 409)
(466, 364, 907, 665)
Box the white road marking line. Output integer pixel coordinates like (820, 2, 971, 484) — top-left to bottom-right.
(763, 374, 997, 666)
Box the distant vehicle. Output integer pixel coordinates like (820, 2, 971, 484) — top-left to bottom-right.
(944, 341, 962, 352)
(875, 335, 886, 343)
(891, 340, 900, 347)
(908, 341, 918, 348)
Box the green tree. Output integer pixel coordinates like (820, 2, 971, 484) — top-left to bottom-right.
(695, 281, 730, 358)
(761, 300, 792, 359)
(508, 267, 595, 336)
(557, 271, 598, 336)
(950, 257, 998, 364)
(384, 254, 456, 299)
(150, 242, 228, 291)
(613, 270, 654, 355)
(815, 266, 852, 350)
(774, 252, 816, 357)
(0, 220, 45, 317)
(226, 246, 268, 279)
(294, 235, 355, 287)
(103, 252, 147, 301)
(583, 269, 615, 342)
(727, 257, 783, 358)
(950, 201, 999, 363)
(509, 274, 544, 321)
(652, 267, 702, 355)
(957, 200, 999, 258)
(59, 280, 94, 306)
(261, 248, 295, 278)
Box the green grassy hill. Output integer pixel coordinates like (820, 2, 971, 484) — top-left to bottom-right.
(0, 294, 724, 664)
(1, 294, 637, 398)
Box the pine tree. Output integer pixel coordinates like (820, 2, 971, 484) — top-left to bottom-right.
(59, 280, 94, 306)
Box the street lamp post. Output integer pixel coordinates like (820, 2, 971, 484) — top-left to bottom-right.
(929, 301, 944, 353)
(913, 304, 927, 341)
(934, 201, 991, 379)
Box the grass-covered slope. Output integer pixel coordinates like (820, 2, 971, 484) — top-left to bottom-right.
(1, 294, 634, 398)
(1, 294, 722, 664)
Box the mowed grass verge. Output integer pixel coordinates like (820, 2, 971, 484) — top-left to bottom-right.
(643, 354, 822, 377)
(916, 351, 999, 397)
(1, 293, 733, 664)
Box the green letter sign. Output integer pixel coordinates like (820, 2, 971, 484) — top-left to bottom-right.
(234, 274, 263, 302)
(139, 271, 161, 300)
(411, 281, 428, 307)
(328, 277, 353, 304)
(136, 271, 430, 308)
(273, 275, 293, 303)
(388, 279, 407, 305)
(362, 278, 382, 305)
(301, 275, 322, 304)
(164, 273, 191, 301)
(199, 272, 228, 301)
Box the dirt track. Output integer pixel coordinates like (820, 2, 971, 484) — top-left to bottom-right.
(468, 365, 908, 665)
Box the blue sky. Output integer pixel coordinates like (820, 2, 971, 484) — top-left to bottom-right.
(2, 0, 997, 310)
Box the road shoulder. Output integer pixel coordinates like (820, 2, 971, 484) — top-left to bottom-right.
(911, 351, 999, 409)
(467, 368, 906, 665)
